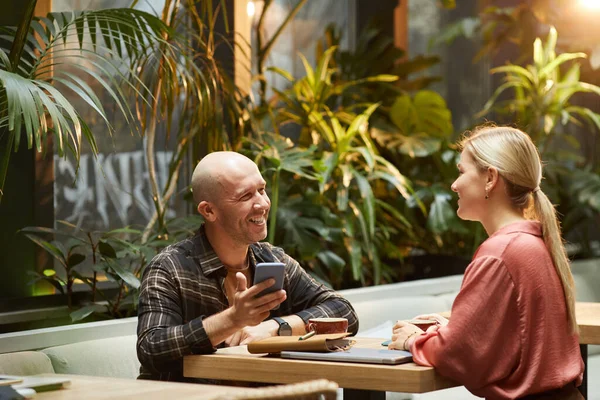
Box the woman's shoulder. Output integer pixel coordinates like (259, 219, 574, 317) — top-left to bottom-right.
(477, 222, 545, 259)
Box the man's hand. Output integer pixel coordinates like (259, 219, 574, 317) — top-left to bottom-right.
(225, 319, 279, 347)
(229, 272, 287, 328)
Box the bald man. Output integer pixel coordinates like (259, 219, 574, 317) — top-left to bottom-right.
(136, 152, 358, 382)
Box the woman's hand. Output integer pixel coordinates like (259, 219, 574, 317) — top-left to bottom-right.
(412, 313, 449, 327)
(388, 321, 423, 351)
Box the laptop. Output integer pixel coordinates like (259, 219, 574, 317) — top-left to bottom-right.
(280, 348, 413, 365)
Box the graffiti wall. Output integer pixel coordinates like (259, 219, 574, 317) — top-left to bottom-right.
(54, 150, 181, 231)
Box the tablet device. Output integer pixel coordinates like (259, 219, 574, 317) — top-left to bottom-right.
(280, 348, 413, 365)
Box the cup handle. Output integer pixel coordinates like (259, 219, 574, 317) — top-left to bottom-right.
(307, 322, 316, 332)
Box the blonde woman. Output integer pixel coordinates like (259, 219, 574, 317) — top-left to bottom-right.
(390, 126, 584, 399)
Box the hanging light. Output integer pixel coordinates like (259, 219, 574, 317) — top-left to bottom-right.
(580, 0, 600, 10)
(247, 0, 256, 17)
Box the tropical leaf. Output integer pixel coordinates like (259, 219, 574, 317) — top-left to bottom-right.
(104, 259, 140, 289)
(0, 8, 173, 202)
(389, 91, 452, 138)
(70, 304, 107, 322)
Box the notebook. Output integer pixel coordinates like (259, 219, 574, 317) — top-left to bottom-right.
(247, 333, 352, 354)
(280, 348, 413, 365)
(0, 375, 71, 392)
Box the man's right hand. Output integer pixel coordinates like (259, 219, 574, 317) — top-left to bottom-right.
(229, 272, 286, 327)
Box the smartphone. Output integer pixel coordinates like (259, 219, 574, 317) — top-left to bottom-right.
(253, 262, 285, 310)
(381, 339, 392, 347)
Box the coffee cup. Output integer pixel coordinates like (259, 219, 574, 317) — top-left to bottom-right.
(306, 317, 348, 334)
(407, 319, 437, 331)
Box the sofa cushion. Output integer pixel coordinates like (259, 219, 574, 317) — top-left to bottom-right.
(41, 335, 139, 379)
(0, 351, 55, 375)
(436, 291, 458, 310)
(573, 259, 600, 303)
(353, 296, 448, 334)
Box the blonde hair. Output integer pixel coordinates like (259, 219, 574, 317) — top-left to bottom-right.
(460, 125, 578, 334)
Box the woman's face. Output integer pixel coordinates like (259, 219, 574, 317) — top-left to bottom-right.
(451, 150, 488, 221)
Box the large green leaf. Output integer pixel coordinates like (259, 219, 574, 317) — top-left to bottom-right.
(352, 169, 375, 238)
(400, 135, 440, 158)
(389, 91, 452, 138)
(70, 304, 107, 322)
(427, 192, 458, 234)
(104, 259, 140, 289)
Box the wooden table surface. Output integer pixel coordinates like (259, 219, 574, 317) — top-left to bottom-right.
(32, 374, 253, 400)
(441, 302, 600, 344)
(184, 337, 457, 394)
(576, 302, 600, 345)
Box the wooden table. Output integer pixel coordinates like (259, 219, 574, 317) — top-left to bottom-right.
(576, 302, 600, 399)
(30, 374, 253, 399)
(184, 337, 457, 400)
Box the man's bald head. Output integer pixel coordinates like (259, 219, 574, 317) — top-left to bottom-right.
(191, 151, 258, 204)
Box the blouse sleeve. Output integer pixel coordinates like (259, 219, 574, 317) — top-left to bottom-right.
(410, 256, 522, 392)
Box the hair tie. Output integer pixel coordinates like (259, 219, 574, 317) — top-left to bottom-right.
(532, 187, 541, 194)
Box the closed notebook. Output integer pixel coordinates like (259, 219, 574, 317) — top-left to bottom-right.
(247, 333, 353, 354)
(0, 375, 71, 392)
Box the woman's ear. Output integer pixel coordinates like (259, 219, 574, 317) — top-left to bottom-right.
(197, 201, 217, 221)
(486, 167, 500, 193)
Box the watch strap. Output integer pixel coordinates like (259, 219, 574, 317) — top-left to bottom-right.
(273, 317, 292, 336)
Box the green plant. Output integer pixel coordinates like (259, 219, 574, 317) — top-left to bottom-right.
(309, 22, 482, 263)
(478, 27, 600, 255)
(250, 46, 417, 286)
(21, 215, 202, 321)
(131, 0, 255, 242)
(0, 3, 172, 203)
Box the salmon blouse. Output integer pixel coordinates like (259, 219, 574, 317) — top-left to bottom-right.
(410, 221, 583, 399)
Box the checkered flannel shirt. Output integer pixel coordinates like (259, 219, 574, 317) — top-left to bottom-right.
(136, 225, 359, 382)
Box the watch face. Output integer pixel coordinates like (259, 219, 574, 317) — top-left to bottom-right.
(279, 323, 293, 336)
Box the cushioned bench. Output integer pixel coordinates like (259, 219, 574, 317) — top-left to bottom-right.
(0, 351, 55, 376)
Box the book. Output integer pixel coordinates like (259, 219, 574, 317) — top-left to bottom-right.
(247, 333, 353, 354)
(0, 377, 23, 386)
(0, 375, 71, 393)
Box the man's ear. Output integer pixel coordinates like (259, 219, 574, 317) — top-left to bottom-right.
(197, 201, 217, 222)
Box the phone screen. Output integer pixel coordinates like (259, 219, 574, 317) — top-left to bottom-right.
(253, 262, 285, 309)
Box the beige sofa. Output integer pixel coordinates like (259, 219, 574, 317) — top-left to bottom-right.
(0, 335, 140, 379)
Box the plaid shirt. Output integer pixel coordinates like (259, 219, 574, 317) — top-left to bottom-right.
(137, 225, 358, 382)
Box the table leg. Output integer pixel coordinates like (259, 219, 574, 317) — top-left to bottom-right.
(343, 388, 386, 400)
(579, 344, 587, 399)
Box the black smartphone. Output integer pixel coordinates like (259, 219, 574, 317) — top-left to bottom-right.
(253, 262, 285, 309)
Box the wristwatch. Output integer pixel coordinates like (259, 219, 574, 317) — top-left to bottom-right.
(273, 317, 292, 336)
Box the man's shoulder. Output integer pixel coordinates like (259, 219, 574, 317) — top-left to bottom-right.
(147, 236, 197, 269)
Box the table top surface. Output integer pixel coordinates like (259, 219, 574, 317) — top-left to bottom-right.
(576, 302, 600, 344)
(439, 302, 600, 344)
(184, 337, 457, 393)
(31, 374, 252, 400)
(184, 302, 600, 393)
